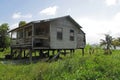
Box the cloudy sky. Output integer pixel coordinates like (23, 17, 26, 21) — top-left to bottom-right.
(0, 0, 120, 44)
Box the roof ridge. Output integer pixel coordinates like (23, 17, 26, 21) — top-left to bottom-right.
(32, 15, 70, 23)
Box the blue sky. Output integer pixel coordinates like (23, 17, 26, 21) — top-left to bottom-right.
(0, 0, 120, 44)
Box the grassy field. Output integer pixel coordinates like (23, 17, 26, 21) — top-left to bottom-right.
(0, 46, 120, 80)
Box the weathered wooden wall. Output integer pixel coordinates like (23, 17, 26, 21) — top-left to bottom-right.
(50, 17, 79, 49)
(77, 32, 85, 49)
(10, 16, 85, 50)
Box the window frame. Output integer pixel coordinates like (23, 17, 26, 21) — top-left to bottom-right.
(70, 29, 74, 41)
(56, 27, 63, 40)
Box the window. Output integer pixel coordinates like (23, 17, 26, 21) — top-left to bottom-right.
(57, 28, 63, 40)
(35, 27, 43, 35)
(25, 27, 32, 38)
(70, 29, 74, 41)
(35, 26, 48, 35)
(18, 30, 23, 39)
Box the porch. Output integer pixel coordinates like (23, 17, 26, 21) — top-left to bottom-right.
(10, 22, 50, 49)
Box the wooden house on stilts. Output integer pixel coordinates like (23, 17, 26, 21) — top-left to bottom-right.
(7, 15, 86, 62)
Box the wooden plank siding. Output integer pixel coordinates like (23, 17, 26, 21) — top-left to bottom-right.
(50, 17, 79, 49)
(7, 15, 86, 61)
(10, 15, 85, 50)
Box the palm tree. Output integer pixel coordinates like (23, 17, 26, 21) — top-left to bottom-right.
(100, 34, 112, 54)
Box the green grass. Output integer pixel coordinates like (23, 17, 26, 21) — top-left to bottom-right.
(0, 46, 120, 80)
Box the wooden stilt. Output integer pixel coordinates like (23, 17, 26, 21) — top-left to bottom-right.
(47, 50, 50, 57)
(13, 50, 15, 59)
(73, 49, 75, 53)
(52, 50, 55, 55)
(51, 49, 61, 60)
(19, 48, 22, 59)
(70, 49, 72, 53)
(39, 50, 41, 57)
(34, 51, 36, 57)
(57, 50, 60, 58)
(16, 50, 18, 56)
(64, 49, 66, 56)
(29, 49, 32, 63)
(82, 48, 84, 56)
(11, 48, 13, 59)
(71, 49, 74, 53)
(24, 50, 26, 58)
(25, 50, 29, 57)
(16, 49, 22, 59)
(40, 50, 44, 58)
(70, 49, 73, 56)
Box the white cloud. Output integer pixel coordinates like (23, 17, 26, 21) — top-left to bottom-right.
(76, 12, 120, 44)
(105, 0, 118, 6)
(40, 6, 58, 15)
(12, 12, 32, 19)
(12, 12, 21, 19)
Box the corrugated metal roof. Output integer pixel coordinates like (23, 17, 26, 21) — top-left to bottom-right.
(8, 15, 82, 33)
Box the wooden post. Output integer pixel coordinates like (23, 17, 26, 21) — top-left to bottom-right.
(32, 24, 34, 49)
(20, 48, 22, 59)
(64, 49, 66, 56)
(47, 50, 50, 57)
(10, 47, 13, 59)
(70, 49, 71, 53)
(73, 49, 75, 53)
(39, 50, 41, 57)
(24, 49, 26, 58)
(11, 47, 13, 56)
(82, 48, 84, 56)
(34, 50, 36, 57)
(29, 49, 32, 63)
(39, 50, 44, 58)
(52, 50, 55, 55)
(17, 48, 22, 59)
(57, 50, 60, 58)
(70, 49, 73, 56)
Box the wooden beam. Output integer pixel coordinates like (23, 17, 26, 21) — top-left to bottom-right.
(32, 23, 34, 48)
(29, 49, 32, 63)
(51, 50, 61, 61)
(47, 50, 50, 57)
(64, 49, 66, 56)
(82, 48, 84, 56)
(24, 49, 26, 58)
(10, 47, 13, 59)
(34, 51, 37, 57)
